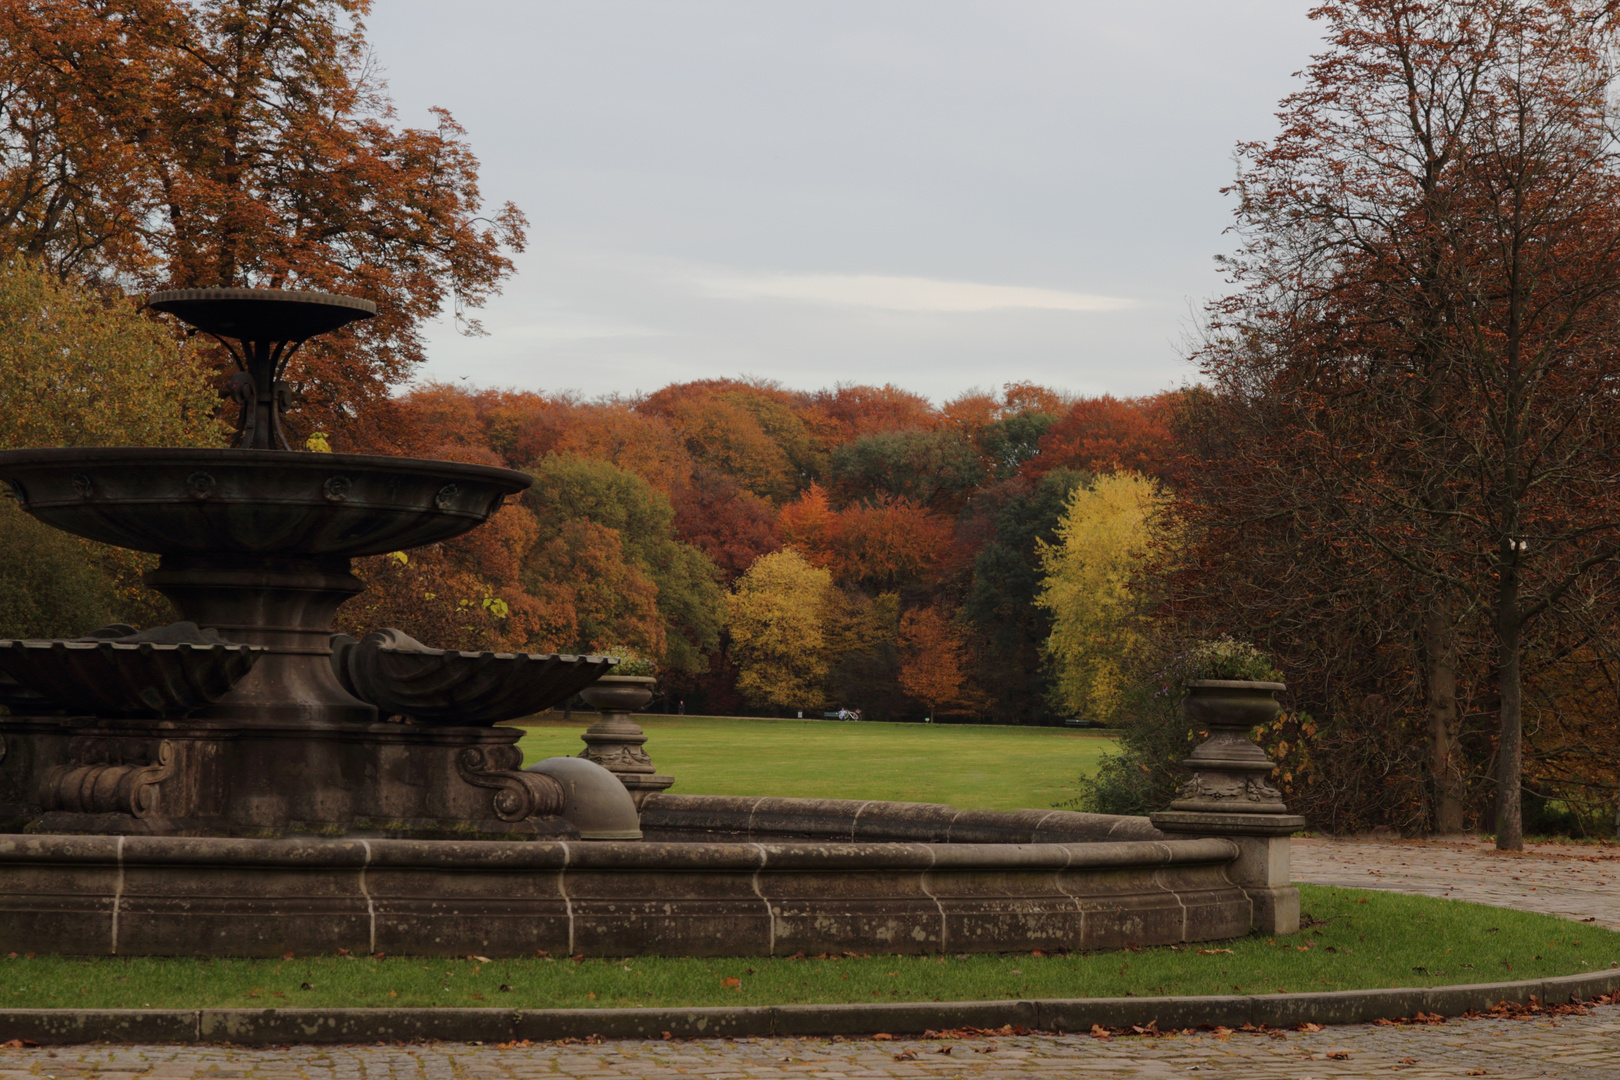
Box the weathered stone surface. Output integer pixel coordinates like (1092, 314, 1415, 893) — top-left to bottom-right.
(1152, 810, 1307, 935)
(576, 676, 672, 804)
(0, 721, 573, 838)
(639, 793, 1165, 844)
(0, 832, 1247, 957)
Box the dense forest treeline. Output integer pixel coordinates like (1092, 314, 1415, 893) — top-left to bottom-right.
(334, 376, 1180, 727)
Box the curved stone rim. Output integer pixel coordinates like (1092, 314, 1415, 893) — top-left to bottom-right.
(147, 288, 377, 340)
(0, 967, 1613, 1044)
(1185, 679, 1287, 691)
(0, 446, 532, 491)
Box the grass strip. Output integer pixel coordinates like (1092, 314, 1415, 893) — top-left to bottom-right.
(2, 886, 1615, 1010)
(514, 716, 1116, 812)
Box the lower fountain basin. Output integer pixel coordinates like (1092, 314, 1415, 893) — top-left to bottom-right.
(0, 638, 265, 717)
(0, 799, 1254, 958)
(0, 448, 531, 557)
(331, 629, 616, 725)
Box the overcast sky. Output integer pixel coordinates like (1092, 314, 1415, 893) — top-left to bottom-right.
(364, 1, 1324, 403)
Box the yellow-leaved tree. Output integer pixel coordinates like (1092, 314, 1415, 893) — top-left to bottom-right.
(0, 258, 224, 637)
(1035, 470, 1172, 723)
(726, 549, 835, 711)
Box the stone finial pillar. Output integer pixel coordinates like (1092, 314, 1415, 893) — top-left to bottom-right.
(577, 676, 672, 808)
(1150, 679, 1307, 935)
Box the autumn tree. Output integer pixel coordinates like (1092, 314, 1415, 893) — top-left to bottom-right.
(523, 454, 722, 673)
(0, 257, 222, 449)
(1037, 471, 1172, 723)
(824, 588, 903, 718)
(778, 483, 838, 562)
(830, 496, 956, 593)
(898, 604, 972, 718)
(958, 469, 1088, 723)
(1194, 0, 1620, 848)
(557, 404, 692, 494)
(827, 429, 983, 512)
(1025, 393, 1177, 482)
(640, 379, 820, 500)
(0, 257, 224, 634)
(798, 383, 937, 444)
(726, 549, 835, 711)
(0, 0, 526, 439)
(671, 467, 783, 584)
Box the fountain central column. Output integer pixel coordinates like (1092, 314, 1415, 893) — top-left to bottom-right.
(144, 553, 375, 724)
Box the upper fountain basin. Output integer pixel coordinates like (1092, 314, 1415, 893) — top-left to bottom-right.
(147, 288, 377, 341)
(0, 448, 531, 557)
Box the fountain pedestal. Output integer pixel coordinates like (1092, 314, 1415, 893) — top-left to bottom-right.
(577, 677, 673, 807)
(1150, 680, 1305, 935)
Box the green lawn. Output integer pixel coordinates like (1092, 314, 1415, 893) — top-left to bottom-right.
(5, 887, 1615, 1009)
(513, 716, 1116, 811)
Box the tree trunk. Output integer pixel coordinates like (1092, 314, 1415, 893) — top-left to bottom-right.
(1496, 577, 1524, 852)
(1424, 598, 1466, 834)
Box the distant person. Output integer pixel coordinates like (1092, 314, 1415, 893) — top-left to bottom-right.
(678, 699, 685, 715)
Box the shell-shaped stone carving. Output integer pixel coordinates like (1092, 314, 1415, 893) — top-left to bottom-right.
(0, 624, 265, 717)
(331, 628, 616, 726)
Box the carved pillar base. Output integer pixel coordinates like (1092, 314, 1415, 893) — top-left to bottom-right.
(1151, 810, 1305, 935)
(0, 718, 576, 839)
(576, 676, 672, 806)
(1157, 679, 1304, 936)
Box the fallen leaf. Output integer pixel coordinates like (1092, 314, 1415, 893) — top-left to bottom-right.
(1197, 948, 1233, 955)
(871, 1032, 896, 1041)
(469, 955, 492, 963)
(1326, 1051, 1350, 1060)
(893, 1050, 916, 1061)
(721, 977, 741, 989)
(1294, 1022, 1322, 1033)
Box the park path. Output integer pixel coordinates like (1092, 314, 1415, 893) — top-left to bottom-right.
(0, 1010, 1616, 1080)
(2, 837, 1617, 1077)
(1291, 836, 1620, 929)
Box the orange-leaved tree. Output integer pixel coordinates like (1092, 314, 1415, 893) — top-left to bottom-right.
(0, 0, 527, 440)
(1189, 0, 1620, 848)
(898, 604, 972, 718)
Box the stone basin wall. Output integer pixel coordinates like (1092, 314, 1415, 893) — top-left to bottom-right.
(0, 823, 1251, 958)
(638, 793, 1165, 844)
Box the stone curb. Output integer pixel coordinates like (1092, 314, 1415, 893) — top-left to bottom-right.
(1, 968, 1616, 1045)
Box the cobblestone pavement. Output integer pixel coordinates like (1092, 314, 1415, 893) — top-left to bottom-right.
(1, 1009, 1618, 1080)
(1292, 837, 1620, 928)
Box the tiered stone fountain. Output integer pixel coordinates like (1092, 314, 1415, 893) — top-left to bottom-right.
(0, 289, 1301, 958)
(0, 289, 622, 840)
